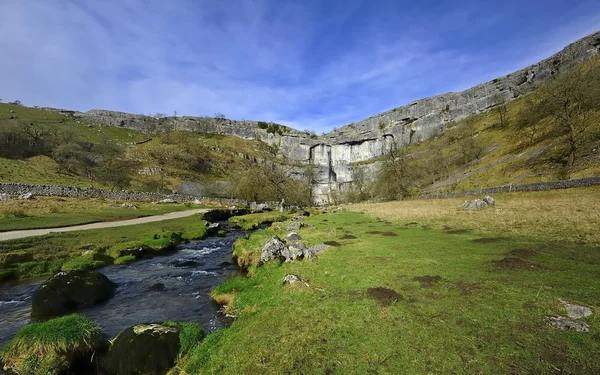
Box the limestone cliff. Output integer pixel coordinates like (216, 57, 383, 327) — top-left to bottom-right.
(53, 31, 600, 203)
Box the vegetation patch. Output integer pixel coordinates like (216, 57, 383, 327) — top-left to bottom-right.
(473, 237, 507, 243)
(366, 287, 403, 306)
(0, 314, 102, 375)
(493, 257, 546, 269)
(340, 234, 357, 240)
(323, 240, 341, 247)
(228, 211, 289, 230)
(412, 275, 443, 287)
(509, 248, 539, 257)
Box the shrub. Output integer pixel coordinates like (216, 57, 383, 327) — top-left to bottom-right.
(0, 315, 102, 375)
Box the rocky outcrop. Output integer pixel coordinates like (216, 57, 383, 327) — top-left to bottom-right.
(101, 324, 181, 375)
(42, 31, 600, 203)
(31, 270, 117, 319)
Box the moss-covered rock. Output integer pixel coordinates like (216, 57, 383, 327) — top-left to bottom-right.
(0, 314, 103, 375)
(31, 270, 117, 319)
(101, 324, 181, 375)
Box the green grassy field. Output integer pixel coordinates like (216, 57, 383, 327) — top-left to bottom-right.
(0, 196, 199, 232)
(0, 213, 210, 281)
(171, 193, 599, 374)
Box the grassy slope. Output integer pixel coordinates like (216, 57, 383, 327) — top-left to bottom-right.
(0, 214, 209, 281)
(0, 103, 281, 192)
(173, 188, 599, 375)
(403, 93, 600, 193)
(0, 196, 199, 232)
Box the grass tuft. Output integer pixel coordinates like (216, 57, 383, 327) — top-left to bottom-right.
(1, 314, 102, 375)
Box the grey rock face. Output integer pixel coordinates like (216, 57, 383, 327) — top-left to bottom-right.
(18, 192, 34, 200)
(545, 316, 589, 332)
(285, 232, 303, 241)
(260, 235, 287, 263)
(283, 274, 309, 286)
(462, 199, 489, 211)
(0, 193, 10, 201)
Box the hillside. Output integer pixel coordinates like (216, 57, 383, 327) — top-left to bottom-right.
(0, 103, 305, 200)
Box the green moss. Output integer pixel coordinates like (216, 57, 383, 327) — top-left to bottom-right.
(228, 211, 289, 230)
(61, 258, 107, 271)
(163, 322, 205, 357)
(114, 255, 136, 265)
(1, 314, 102, 375)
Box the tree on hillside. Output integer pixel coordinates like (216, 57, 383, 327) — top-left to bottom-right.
(492, 93, 509, 128)
(518, 59, 600, 167)
(374, 146, 418, 201)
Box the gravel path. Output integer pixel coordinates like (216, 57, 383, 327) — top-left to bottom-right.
(0, 209, 209, 242)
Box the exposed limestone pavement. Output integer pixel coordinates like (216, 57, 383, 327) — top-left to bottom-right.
(0, 208, 209, 242)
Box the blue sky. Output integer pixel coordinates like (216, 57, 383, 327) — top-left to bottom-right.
(1, 0, 599, 132)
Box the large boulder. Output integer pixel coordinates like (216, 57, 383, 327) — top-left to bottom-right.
(18, 192, 34, 200)
(0, 193, 10, 201)
(281, 242, 307, 262)
(101, 324, 181, 375)
(260, 235, 287, 263)
(462, 199, 489, 211)
(286, 222, 304, 231)
(31, 270, 117, 319)
(285, 232, 302, 241)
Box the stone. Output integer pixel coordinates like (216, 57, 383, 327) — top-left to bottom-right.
(31, 270, 117, 319)
(18, 192, 34, 200)
(150, 283, 166, 292)
(118, 245, 151, 258)
(545, 316, 589, 332)
(286, 222, 304, 231)
(282, 242, 307, 262)
(154, 198, 177, 204)
(483, 195, 496, 206)
(283, 274, 309, 286)
(560, 299, 593, 319)
(462, 199, 489, 211)
(285, 232, 302, 241)
(121, 203, 138, 209)
(260, 235, 287, 263)
(206, 222, 220, 236)
(101, 324, 181, 375)
(0, 193, 10, 201)
(304, 243, 329, 259)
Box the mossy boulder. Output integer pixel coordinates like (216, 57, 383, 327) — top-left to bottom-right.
(31, 270, 117, 319)
(101, 324, 182, 375)
(0, 314, 104, 375)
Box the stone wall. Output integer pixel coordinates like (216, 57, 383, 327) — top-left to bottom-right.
(418, 176, 600, 199)
(0, 183, 251, 206)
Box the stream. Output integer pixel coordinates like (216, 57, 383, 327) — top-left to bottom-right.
(0, 227, 247, 349)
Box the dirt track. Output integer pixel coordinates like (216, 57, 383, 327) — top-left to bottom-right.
(0, 209, 209, 242)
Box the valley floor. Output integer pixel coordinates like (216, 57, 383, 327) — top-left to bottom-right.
(172, 187, 599, 374)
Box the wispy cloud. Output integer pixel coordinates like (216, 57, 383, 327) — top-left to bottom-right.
(0, 0, 598, 132)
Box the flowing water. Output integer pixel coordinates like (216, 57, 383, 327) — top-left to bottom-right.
(0, 228, 246, 349)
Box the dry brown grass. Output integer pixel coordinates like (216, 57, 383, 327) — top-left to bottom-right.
(349, 186, 600, 244)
